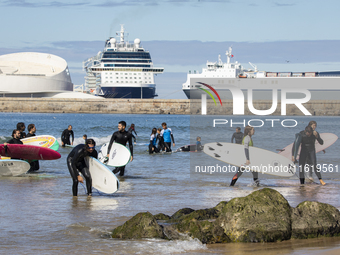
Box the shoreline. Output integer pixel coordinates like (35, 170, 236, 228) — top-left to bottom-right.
(1, 97, 340, 115)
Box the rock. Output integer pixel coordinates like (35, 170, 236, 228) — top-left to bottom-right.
(214, 201, 228, 214)
(171, 208, 195, 220)
(216, 188, 292, 242)
(111, 212, 165, 239)
(291, 201, 340, 239)
(154, 213, 171, 220)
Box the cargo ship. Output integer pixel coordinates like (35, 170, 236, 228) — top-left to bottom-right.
(182, 47, 340, 100)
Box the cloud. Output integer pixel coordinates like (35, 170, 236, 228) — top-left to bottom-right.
(1, 0, 90, 8)
(274, 2, 295, 7)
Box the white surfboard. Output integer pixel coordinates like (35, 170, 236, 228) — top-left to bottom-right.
(21, 135, 59, 151)
(203, 142, 296, 177)
(0, 159, 30, 176)
(85, 156, 119, 194)
(279, 133, 338, 160)
(98, 143, 131, 167)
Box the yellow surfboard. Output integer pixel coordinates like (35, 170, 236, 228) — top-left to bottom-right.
(21, 135, 59, 151)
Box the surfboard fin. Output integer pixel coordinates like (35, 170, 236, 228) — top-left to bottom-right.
(216, 142, 223, 146)
(208, 146, 215, 151)
(214, 153, 221, 158)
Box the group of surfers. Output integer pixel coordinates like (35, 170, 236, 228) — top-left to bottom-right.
(229, 121, 326, 187)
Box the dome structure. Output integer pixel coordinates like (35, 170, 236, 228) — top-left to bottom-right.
(0, 52, 74, 97)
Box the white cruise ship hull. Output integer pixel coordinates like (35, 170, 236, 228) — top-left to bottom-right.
(100, 84, 156, 99)
(183, 77, 340, 100)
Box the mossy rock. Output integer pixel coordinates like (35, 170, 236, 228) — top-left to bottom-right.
(216, 188, 292, 242)
(154, 213, 171, 220)
(291, 201, 340, 239)
(112, 212, 165, 239)
(171, 208, 195, 220)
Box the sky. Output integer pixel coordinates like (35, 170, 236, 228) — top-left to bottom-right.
(1, 0, 340, 99)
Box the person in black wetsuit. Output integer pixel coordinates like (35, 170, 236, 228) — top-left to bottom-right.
(61, 125, 74, 147)
(231, 127, 243, 144)
(4, 130, 23, 159)
(156, 128, 165, 152)
(107, 121, 133, 176)
(26, 124, 40, 172)
(67, 139, 98, 196)
(127, 124, 137, 144)
(292, 125, 326, 185)
(16, 122, 26, 139)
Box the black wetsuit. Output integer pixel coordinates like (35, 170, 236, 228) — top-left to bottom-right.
(149, 134, 159, 154)
(108, 130, 133, 176)
(6, 138, 23, 159)
(128, 127, 137, 143)
(61, 129, 74, 146)
(7, 138, 23, 145)
(20, 132, 26, 139)
(231, 132, 243, 144)
(67, 144, 98, 196)
(293, 131, 323, 184)
(156, 134, 165, 151)
(26, 133, 40, 172)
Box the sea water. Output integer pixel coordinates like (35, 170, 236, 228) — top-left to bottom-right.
(1, 112, 340, 254)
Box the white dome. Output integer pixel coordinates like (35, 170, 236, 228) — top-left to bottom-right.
(110, 38, 117, 44)
(134, 38, 141, 44)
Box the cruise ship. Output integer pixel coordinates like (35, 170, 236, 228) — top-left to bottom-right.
(83, 25, 164, 98)
(182, 47, 340, 100)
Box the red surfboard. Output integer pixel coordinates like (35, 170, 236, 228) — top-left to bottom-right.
(0, 144, 61, 160)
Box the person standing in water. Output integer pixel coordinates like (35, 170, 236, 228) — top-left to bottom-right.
(61, 125, 74, 147)
(156, 128, 165, 152)
(67, 139, 98, 197)
(26, 124, 40, 172)
(160, 122, 175, 152)
(149, 128, 159, 154)
(127, 123, 137, 144)
(195, 137, 203, 152)
(107, 121, 133, 176)
(4, 130, 23, 159)
(231, 127, 243, 144)
(292, 125, 326, 185)
(16, 122, 26, 139)
(230, 125, 259, 186)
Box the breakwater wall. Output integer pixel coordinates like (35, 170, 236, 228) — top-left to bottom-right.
(0, 98, 340, 115)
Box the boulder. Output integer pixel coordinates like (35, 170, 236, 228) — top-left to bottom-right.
(216, 188, 292, 242)
(154, 213, 171, 220)
(171, 208, 195, 220)
(291, 201, 340, 239)
(111, 212, 165, 239)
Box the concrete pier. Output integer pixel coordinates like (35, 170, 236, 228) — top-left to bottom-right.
(0, 98, 340, 115)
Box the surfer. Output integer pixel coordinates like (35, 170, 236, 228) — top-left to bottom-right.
(67, 138, 98, 196)
(127, 123, 137, 144)
(26, 124, 40, 172)
(305, 120, 322, 181)
(16, 122, 26, 139)
(4, 130, 23, 159)
(231, 127, 243, 144)
(83, 134, 87, 144)
(149, 128, 159, 154)
(107, 121, 133, 176)
(230, 125, 259, 186)
(160, 122, 175, 152)
(156, 128, 165, 152)
(195, 137, 203, 152)
(6, 129, 23, 145)
(61, 125, 74, 147)
(292, 125, 326, 185)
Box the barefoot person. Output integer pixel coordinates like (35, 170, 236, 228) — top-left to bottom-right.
(292, 125, 326, 185)
(67, 139, 98, 196)
(107, 121, 133, 176)
(230, 126, 259, 186)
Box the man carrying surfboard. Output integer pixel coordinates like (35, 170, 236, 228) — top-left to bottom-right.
(61, 125, 74, 147)
(107, 121, 133, 176)
(67, 139, 98, 196)
(292, 125, 326, 185)
(230, 126, 259, 186)
(4, 130, 23, 159)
